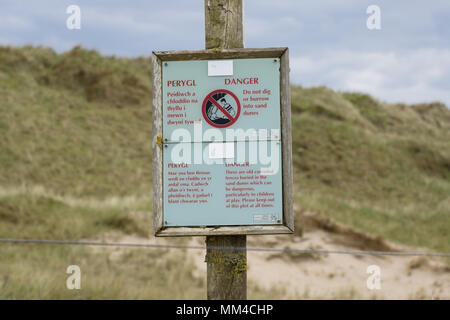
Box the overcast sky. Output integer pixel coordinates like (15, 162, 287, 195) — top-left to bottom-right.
(1, 0, 449, 106)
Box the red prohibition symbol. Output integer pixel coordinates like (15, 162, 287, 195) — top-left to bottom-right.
(202, 89, 241, 128)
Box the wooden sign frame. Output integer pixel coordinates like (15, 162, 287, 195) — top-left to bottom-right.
(152, 47, 293, 237)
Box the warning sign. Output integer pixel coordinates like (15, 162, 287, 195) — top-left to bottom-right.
(202, 89, 241, 128)
(153, 51, 294, 236)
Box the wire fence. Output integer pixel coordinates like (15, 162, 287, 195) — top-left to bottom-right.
(1, 238, 449, 257)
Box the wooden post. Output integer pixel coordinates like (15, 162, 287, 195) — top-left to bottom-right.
(205, 0, 244, 50)
(204, 0, 247, 300)
(206, 235, 246, 300)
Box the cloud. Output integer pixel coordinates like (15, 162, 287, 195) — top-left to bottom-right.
(82, 9, 166, 36)
(245, 16, 302, 40)
(291, 49, 450, 106)
(245, 0, 450, 52)
(0, 16, 34, 30)
(0, 0, 448, 106)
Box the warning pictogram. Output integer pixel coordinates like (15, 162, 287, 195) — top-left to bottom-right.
(202, 89, 241, 128)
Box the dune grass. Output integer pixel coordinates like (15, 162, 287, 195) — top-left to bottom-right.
(290, 86, 450, 254)
(0, 239, 204, 299)
(0, 45, 449, 298)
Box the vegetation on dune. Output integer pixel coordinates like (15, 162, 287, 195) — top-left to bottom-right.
(0, 45, 153, 198)
(290, 87, 449, 253)
(0, 45, 449, 298)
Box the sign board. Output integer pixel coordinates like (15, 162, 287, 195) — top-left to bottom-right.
(152, 48, 293, 236)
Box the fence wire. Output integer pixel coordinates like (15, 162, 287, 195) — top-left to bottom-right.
(1, 238, 449, 257)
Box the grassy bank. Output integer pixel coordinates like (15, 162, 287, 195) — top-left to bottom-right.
(0, 45, 449, 298)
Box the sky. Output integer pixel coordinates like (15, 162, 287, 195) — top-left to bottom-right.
(1, 0, 449, 106)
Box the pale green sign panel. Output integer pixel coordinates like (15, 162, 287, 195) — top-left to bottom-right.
(162, 58, 281, 141)
(162, 58, 283, 226)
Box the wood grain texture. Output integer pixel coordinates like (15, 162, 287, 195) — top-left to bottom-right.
(280, 49, 295, 232)
(205, 0, 246, 301)
(206, 235, 246, 300)
(205, 0, 244, 49)
(152, 53, 164, 235)
(153, 47, 287, 61)
(156, 225, 293, 237)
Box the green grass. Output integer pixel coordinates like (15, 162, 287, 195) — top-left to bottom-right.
(291, 86, 450, 253)
(0, 45, 449, 298)
(0, 242, 204, 299)
(0, 45, 153, 198)
(0, 189, 206, 299)
(0, 192, 150, 240)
